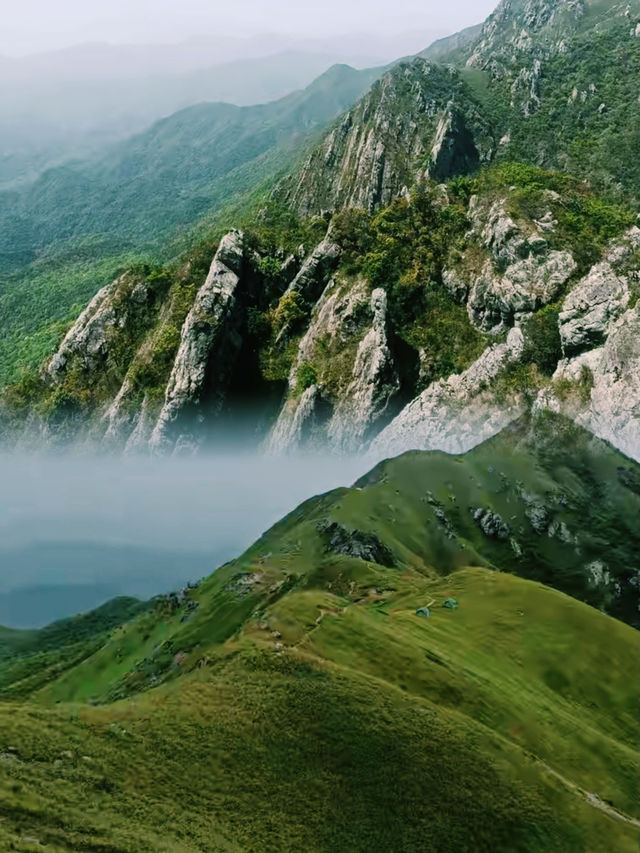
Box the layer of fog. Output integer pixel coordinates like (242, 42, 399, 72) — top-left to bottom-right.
(0, 451, 372, 628)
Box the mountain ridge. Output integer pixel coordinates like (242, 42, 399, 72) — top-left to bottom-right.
(0, 412, 637, 851)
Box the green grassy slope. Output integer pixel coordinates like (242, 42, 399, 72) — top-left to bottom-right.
(0, 598, 151, 700)
(0, 415, 637, 851)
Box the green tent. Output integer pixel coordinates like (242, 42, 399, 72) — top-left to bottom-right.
(442, 598, 459, 610)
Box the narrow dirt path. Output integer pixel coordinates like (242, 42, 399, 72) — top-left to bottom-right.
(540, 761, 640, 828)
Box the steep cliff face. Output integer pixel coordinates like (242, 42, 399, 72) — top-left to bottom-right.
(267, 282, 401, 453)
(368, 191, 639, 461)
(277, 59, 494, 217)
(2, 1, 637, 459)
(534, 227, 640, 459)
(149, 231, 248, 455)
(371, 327, 526, 456)
(464, 0, 589, 73)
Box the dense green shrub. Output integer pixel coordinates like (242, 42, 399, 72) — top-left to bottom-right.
(295, 362, 318, 395)
(520, 305, 563, 376)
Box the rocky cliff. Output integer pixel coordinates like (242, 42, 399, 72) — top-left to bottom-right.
(1, 0, 638, 459)
(275, 0, 639, 214)
(277, 60, 494, 217)
(4, 164, 637, 462)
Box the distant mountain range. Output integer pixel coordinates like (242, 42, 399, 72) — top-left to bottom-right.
(0, 541, 209, 628)
(0, 51, 380, 191)
(0, 28, 452, 189)
(0, 29, 447, 81)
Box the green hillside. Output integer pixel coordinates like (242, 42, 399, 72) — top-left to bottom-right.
(0, 63, 383, 386)
(0, 51, 370, 192)
(0, 63, 383, 272)
(0, 414, 637, 851)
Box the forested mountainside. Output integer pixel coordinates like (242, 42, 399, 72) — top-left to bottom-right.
(0, 413, 638, 851)
(1, 0, 638, 454)
(0, 51, 375, 192)
(0, 63, 384, 274)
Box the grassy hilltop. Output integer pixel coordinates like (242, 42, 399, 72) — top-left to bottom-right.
(0, 413, 638, 852)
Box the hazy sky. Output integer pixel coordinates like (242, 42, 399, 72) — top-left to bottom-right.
(2, 0, 497, 56)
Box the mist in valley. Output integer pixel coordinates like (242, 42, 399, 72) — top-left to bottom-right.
(0, 448, 372, 628)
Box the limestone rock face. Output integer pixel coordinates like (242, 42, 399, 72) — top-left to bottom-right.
(149, 231, 246, 455)
(464, 196, 576, 332)
(559, 262, 629, 356)
(293, 276, 371, 382)
(10, 186, 638, 463)
(266, 276, 372, 453)
(426, 106, 480, 181)
(468, 250, 576, 332)
(465, 0, 587, 76)
(279, 59, 493, 217)
(530, 228, 640, 461)
(327, 288, 400, 452)
(266, 384, 324, 454)
(284, 239, 342, 301)
(101, 378, 138, 448)
(545, 304, 640, 462)
(267, 277, 403, 454)
(47, 274, 149, 381)
(371, 327, 526, 457)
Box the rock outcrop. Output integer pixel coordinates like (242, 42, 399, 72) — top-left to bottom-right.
(326, 289, 400, 452)
(278, 59, 493, 217)
(464, 196, 576, 332)
(284, 239, 342, 301)
(371, 327, 526, 457)
(267, 279, 403, 454)
(47, 273, 154, 382)
(559, 262, 629, 356)
(473, 508, 510, 540)
(266, 276, 372, 453)
(540, 302, 640, 461)
(317, 521, 396, 567)
(150, 231, 246, 455)
(426, 106, 480, 181)
(530, 228, 640, 461)
(8, 185, 638, 465)
(468, 250, 576, 333)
